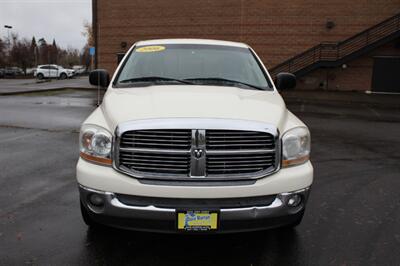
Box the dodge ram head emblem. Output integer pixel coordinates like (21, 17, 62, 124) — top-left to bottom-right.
(193, 149, 204, 159)
(190, 129, 206, 177)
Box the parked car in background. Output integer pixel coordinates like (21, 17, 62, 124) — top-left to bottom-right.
(34, 65, 75, 79)
(65, 67, 76, 77)
(3, 67, 24, 77)
(73, 65, 87, 75)
(25, 67, 37, 75)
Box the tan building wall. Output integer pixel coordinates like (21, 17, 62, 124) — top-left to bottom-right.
(93, 0, 400, 90)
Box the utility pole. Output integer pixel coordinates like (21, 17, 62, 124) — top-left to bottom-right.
(4, 25, 13, 67)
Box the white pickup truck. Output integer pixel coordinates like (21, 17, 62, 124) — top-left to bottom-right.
(77, 39, 313, 233)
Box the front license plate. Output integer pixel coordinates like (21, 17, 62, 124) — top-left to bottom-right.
(177, 211, 218, 231)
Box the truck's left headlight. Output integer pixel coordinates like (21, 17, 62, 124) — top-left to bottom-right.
(282, 126, 310, 167)
(79, 124, 112, 165)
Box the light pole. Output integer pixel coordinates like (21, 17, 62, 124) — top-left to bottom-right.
(4, 25, 13, 67)
(4, 25, 12, 46)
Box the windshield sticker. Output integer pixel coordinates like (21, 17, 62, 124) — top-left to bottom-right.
(136, 46, 166, 53)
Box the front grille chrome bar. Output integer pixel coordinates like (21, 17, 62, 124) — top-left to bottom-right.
(119, 147, 190, 154)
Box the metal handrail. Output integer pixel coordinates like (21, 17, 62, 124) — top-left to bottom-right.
(270, 13, 400, 77)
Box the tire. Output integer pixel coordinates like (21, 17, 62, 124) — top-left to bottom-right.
(60, 73, 67, 80)
(282, 211, 304, 229)
(80, 201, 98, 227)
(37, 73, 44, 80)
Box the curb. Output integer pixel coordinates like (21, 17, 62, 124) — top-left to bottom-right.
(283, 96, 400, 109)
(281, 91, 400, 108)
(0, 87, 96, 96)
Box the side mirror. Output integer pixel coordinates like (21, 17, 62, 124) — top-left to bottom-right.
(276, 72, 296, 90)
(89, 69, 110, 88)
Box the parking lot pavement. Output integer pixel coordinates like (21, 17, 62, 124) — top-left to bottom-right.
(0, 76, 94, 95)
(0, 90, 399, 265)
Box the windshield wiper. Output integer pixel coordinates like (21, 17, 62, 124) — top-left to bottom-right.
(118, 76, 194, 85)
(184, 77, 265, 91)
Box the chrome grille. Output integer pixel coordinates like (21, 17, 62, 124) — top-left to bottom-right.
(120, 130, 191, 150)
(207, 152, 276, 175)
(206, 130, 275, 150)
(118, 129, 191, 175)
(206, 130, 276, 176)
(119, 151, 190, 175)
(114, 119, 279, 181)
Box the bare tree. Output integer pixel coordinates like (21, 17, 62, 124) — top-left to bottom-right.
(10, 37, 31, 73)
(37, 38, 49, 65)
(82, 21, 94, 47)
(30, 37, 38, 66)
(0, 38, 6, 67)
(4, 34, 82, 71)
(81, 21, 94, 70)
(49, 39, 58, 64)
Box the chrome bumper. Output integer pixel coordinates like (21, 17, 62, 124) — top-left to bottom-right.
(79, 184, 310, 233)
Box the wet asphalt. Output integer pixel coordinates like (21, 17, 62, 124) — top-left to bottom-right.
(0, 77, 93, 95)
(0, 89, 399, 266)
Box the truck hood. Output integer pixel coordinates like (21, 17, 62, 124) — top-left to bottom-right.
(101, 85, 287, 131)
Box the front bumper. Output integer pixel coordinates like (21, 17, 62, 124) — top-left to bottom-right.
(79, 184, 310, 233)
(77, 158, 313, 198)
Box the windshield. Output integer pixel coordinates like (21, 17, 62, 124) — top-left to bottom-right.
(114, 44, 273, 90)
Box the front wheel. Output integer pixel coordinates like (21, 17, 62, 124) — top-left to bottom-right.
(37, 73, 44, 80)
(60, 73, 67, 79)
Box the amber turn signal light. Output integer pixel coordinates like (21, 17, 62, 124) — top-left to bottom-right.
(80, 152, 112, 166)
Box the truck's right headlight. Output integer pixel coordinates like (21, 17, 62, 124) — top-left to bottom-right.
(282, 126, 310, 167)
(79, 124, 112, 166)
